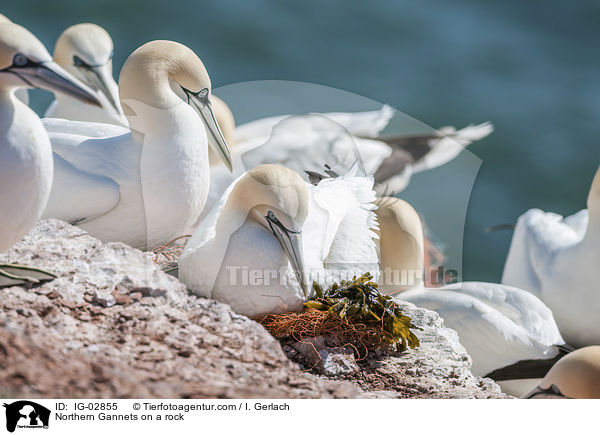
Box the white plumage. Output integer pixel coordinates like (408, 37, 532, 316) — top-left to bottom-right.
(202, 103, 492, 224)
(200, 107, 393, 223)
(401, 282, 565, 377)
(179, 164, 379, 318)
(374, 197, 564, 395)
(42, 40, 232, 251)
(502, 167, 600, 348)
(0, 22, 100, 282)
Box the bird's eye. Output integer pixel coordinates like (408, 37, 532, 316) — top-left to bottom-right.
(267, 211, 278, 222)
(198, 88, 209, 99)
(13, 53, 28, 67)
(73, 55, 91, 69)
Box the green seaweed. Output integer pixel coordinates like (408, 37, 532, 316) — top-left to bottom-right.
(304, 273, 420, 351)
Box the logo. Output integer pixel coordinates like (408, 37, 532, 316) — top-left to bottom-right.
(3, 401, 50, 433)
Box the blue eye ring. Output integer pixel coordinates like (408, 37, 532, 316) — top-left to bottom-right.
(13, 53, 28, 67)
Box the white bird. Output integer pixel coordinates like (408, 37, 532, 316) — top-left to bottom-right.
(45, 23, 126, 126)
(502, 167, 600, 348)
(42, 40, 232, 251)
(179, 163, 379, 318)
(201, 99, 493, 222)
(0, 22, 101, 285)
(374, 197, 565, 396)
(523, 346, 600, 399)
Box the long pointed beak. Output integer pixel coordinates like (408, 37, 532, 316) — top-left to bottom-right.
(266, 213, 308, 299)
(186, 90, 233, 172)
(79, 64, 122, 115)
(15, 61, 101, 107)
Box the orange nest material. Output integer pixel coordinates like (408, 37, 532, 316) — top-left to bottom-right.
(259, 308, 396, 360)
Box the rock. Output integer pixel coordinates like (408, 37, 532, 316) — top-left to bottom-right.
(0, 220, 508, 399)
(0, 220, 365, 399)
(290, 338, 359, 377)
(321, 350, 359, 376)
(284, 302, 508, 398)
(345, 301, 508, 398)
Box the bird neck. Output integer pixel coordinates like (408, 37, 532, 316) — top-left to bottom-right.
(585, 168, 600, 239)
(0, 89, 35, 136)
(376, 212, 425, 291)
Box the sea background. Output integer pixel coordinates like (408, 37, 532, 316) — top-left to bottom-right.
(3, 0, 598, 283)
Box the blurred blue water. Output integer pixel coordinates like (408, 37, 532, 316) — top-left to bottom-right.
(3, 0, 599, 282)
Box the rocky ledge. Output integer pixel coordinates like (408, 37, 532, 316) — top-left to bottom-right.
(0, 220, 507, 399)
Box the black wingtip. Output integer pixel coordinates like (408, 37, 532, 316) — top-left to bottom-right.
(305, 170, 327, 186)
(485, 349, 568, 381)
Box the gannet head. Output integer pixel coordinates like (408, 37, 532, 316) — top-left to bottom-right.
(0, 22, 101, 106)
(229, 164, 309, 297)
(208, 95, 235, 166)
(523, 346, 600, 399)
(375, 196, 424, 292)
(53, 23, 121, 115)
(119, 40, 232, 171)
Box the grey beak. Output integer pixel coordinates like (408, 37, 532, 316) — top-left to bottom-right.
(79, 64, 122, 114)
(183, 87, 233, 172)
(13, 61, 101, 107)
(266, 211, 308, 299)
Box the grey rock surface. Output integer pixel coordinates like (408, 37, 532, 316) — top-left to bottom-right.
(354, 301, 508, 398)
(282, 301, 507, 398)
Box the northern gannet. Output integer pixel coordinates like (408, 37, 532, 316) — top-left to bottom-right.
(502, 167, 600, 348)
(45, 23, 126, 126)
(523, 346, 600, 399)
(0, 22, 101, 285)
(179, 163, 379, 318)
(374, 197, 565, 396)
(42, 40, 232, 250)
(201, 99, 492, 222)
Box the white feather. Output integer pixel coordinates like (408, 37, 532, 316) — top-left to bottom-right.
(400, 282, 564, 378)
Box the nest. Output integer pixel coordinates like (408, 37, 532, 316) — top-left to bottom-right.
(259, 308, 397, 359)
(260, 308, 399, 360)
(150, 235, 190, 272)
(260, 273, 420, 361)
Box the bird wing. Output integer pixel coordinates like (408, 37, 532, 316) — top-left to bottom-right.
(179, 172, 247, 298)
(43, 117, 129, 138)
(185, 172, 246, 250)
(315, 105, 394, 137)
(42, 154, 119, 224)
(562, 209, 588, 238)
(305, 167, 379, 281)
(234, 105, 394, 145)
(501, 208, 584, 296)
(239, 113, 391, 178)
(400, 286, 562, 376)
(373, 122, 493, 194)
(43, 124, 137, 224)
(441, 282, 565, 347)
(411, 122, 493, 173)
